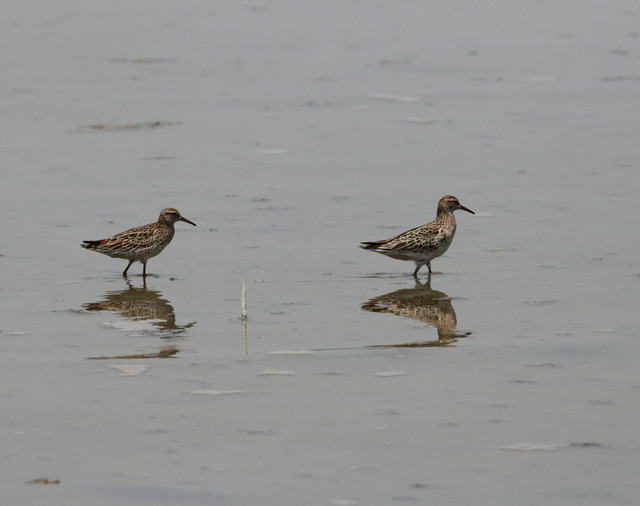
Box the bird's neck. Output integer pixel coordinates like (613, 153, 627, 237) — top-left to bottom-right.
(436, 210, 456, 225)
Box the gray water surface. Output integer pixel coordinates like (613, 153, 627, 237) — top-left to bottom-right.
(2, 1, 639, 505)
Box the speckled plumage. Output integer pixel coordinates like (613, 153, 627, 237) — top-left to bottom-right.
(81, 208, 196, 276)
(360, 195, 474, 276)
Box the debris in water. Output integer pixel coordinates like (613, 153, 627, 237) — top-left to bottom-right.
(373, 371, 407, 377)
(108, 364, 149, 376)
(76, 121, 181, 132)
(257, 369, 296, 376)
(186, 389, 245, 396)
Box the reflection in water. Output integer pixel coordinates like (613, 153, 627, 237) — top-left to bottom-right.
(83, 280, 195, 340)
(362, 277, 471, 347)
(88, 347, 180, 360)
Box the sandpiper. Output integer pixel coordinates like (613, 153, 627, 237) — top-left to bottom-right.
(81, 208, 196, 276)
(360, 195, 474, 276)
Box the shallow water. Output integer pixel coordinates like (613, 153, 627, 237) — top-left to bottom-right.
(2, 1, 640, 504)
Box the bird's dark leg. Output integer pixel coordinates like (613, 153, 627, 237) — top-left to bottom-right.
(413, 263, 422, 277)
(123, 260, 134, 277)
(427, 262, 432, 274)
(142, 261, 147, 277)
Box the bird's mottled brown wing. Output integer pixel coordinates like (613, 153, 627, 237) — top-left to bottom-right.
(82, 223, 170, 258)
(362, 223, 442, 252)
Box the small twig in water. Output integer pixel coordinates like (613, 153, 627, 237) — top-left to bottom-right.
(241, 281, 248, 356)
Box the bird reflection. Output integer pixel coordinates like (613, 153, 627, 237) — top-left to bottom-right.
(87, 347, 180, 360)
(82, 279, 195, 338)
(362, 277, 470, 347)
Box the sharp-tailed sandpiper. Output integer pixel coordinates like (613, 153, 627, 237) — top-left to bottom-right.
(81, 208, 196, 276)
(360, 195, 474, 276)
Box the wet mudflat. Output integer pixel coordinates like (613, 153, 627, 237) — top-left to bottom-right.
(2, 1, 640, 505)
